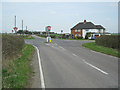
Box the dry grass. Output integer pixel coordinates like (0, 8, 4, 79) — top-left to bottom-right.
(2, 34, 35, 88)
(2, 34, 25, 61)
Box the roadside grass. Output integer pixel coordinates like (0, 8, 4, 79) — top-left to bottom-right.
(2, 44, 35, 88)
(82, 42, 120, 58)
(24, 35, 35, 39)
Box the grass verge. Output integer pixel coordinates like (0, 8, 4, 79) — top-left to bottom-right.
(2, 44, 35, 88)
(82, 42, 120, 58)
(24, 36, 35, 39)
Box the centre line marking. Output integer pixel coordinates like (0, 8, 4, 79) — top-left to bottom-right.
(59, 46, 66, 50)
(73, 54, 77, 57)
(33, 45, 45, 89)
(82, 59, 108, 75)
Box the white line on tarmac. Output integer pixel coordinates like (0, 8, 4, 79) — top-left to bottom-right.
(54, 43, 58, 45)
(72, 53, 77, 57)
(59, 46, 66, 50)
(82, 59, 108, 75)
(33, 45, 45, 90)
(46, 44, 50, 46)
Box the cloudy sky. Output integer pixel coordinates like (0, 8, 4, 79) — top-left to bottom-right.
(2, 1, 118, 33)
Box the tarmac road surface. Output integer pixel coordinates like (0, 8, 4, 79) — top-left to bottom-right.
(25, 35, 118, 88)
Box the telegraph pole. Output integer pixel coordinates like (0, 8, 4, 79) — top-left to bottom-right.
(15, 16, 16, 27)
(26, 26, 27, 30)
(22, 20, 24, 35)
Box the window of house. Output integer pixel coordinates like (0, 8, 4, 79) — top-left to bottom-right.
(78, 30, 80, 32)
(75, 34, 77, 36)
(75, 30, 77, 32)
(78, 34, 81, 36)
(86, 29, 89, 31)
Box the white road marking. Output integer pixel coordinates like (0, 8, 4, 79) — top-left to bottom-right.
(59, 46, 66, 50)
(54, 43, 57, 45)
(72, 53, 77, 57)
(46, 44, 50, 46)
(33, 45, 45, 89)
(82, 59, 108, 75)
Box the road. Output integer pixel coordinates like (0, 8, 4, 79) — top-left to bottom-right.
(25, 35, 118, 88)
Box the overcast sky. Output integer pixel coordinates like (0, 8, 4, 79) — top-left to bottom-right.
(2, 2, 118, 33)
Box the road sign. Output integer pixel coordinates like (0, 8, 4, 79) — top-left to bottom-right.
(47, 26, 51, 31)
(13, 27, 18, 32)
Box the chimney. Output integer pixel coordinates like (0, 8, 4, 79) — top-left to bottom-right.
(84, 20, 86, 23)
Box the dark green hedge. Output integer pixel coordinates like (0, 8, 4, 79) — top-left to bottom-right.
(95, 35, 120, 49)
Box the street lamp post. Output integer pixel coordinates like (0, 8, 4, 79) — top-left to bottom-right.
(61, 30, 63, 39)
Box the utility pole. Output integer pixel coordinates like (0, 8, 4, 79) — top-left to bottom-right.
(26, 26, 27, 30)
(22, 20, 24, 35)
(15, 16, 16, 27)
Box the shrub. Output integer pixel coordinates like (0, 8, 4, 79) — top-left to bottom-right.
(85, 32, 91, 39)
(73, 36, 77, 39)
(39, 34, 46, 38)
(50, 35, 56, 38)
(77, 36, 83, 39)
(95, 35, 120, 50)
(2, 34, 25, 61)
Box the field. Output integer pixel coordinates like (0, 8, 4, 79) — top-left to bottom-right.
(2, 34, 35, 88)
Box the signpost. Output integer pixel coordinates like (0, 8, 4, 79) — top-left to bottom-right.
(46, 26, 51, 43)
(13, 27, 18, 33)
(13, 16, 18, 33)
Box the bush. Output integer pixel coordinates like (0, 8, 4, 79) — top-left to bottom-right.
(50, 35, 56, 38)
(39, 34, 46, 38)
(2, 34, 25, 61)
(77, 36, 83, 39)
(85, 32, 91, 39)
(95, 35, 120, 50)
(73, 36, 77, 39)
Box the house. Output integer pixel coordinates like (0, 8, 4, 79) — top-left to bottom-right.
(71, 20, 105, 39)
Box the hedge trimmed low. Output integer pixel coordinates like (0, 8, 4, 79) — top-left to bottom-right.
(95, 35, 120, 50)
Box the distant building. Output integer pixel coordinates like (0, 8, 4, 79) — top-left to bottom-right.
(71, 20, 105, 39)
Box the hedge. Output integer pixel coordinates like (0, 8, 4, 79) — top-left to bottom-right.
(95, 35, 120, 50)
(2, 34, 25, 60)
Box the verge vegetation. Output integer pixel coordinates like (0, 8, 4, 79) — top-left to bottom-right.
(82, 42, 120, 58)
(24, 35, 35, 39)
(2, 34, 35, 88)
(95, 35, 120, 49)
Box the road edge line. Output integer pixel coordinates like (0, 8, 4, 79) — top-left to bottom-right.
(33, 45, 46, 89)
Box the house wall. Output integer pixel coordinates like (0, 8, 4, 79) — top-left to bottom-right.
(71, 30, 75, 37)
(71, 29, 83, 38)
(71, 29, 104, 39)
(82, 29, 104, 38)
